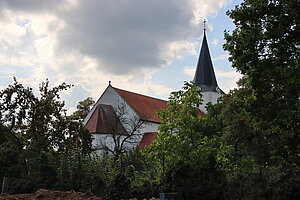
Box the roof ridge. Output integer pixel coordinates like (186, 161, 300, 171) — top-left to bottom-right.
(111, 86, 169, 123)
(112, 86, 167, 103)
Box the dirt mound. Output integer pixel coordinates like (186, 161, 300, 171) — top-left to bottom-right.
(0, 189, 103, 200)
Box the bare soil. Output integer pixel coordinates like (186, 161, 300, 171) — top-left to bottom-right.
(0, 189, 103, 200)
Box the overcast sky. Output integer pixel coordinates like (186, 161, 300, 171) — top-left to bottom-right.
(0, 0, 243, 114)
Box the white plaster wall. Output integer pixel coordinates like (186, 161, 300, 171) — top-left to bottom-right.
(139, 121, 159, 133)
(92, 123, 158, 154)
(92, 133, 141, 155)
(200, 91, 223, 113)
(85, 86, 139, 129)
(86, 85, 160, 153)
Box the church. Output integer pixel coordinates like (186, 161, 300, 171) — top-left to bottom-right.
(83, 28, 224, 154)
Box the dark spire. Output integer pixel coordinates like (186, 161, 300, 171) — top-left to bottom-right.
(193, 22, 224, 94)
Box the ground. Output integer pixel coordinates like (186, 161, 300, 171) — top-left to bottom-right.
(0, 189, 159, 200)
(0, 189, 103, 200)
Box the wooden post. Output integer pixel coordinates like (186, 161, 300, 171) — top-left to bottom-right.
(1, 177, 8, 194)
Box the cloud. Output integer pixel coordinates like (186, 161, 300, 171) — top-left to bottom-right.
(215, 70, 243, 93)
(161, 41, 198, 66)
(213, 54, 229, 61)
(0, 0, 232, 109)
(183, 65, 196, 77)
(56, 0, 203, 75)
(0, 0, 231, 74)
(212, 39, 218, 46)
(0, 0, 78, 13)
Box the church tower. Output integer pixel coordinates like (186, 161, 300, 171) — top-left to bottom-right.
(194, 22, 225, 112)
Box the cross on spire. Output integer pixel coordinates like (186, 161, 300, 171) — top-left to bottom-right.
(203, 19, 207, 32)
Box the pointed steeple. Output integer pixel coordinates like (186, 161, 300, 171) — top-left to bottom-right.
(193, 21, 224, 94)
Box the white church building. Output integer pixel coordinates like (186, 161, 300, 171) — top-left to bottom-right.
(83, 29, 224, 153)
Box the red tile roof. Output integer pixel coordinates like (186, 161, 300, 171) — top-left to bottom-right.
(113, 87, 168, 123)
(85, 104, 127, 134)
(138, 132, 158, 149)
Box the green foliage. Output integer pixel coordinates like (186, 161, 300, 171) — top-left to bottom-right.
(221, 1, 300, 199)
(0, 78, 156, 199)
(102, 149, 157, 200)
(146, 82, 232, 199)
(0, 123, 21, 178)
(149, 82, 227, 167)
(210, 73, 300, 200)
(56, 151, 105, 195)
(70, 97, 95, 121)
(125, 150, 160, 199)
(224, 0, 300, 163)
(0, 78, 93, 194)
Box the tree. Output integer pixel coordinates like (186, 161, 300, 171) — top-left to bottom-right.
(222, 0, 300, 199)
(0, 78, 92, 193)
(0, 122, 22, 188)
(224, 0, 300, 155)
(70, 97, 95, 121)
(146, 82, 231, 200)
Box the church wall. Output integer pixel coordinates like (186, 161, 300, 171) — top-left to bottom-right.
(139, 121, 159, 133)
(86, 85, 159, 153)
(86, 86, 140, 131)
(84, 86, 128, 124)
(200, 91, 223, 113)
(91, 133, 141, 155)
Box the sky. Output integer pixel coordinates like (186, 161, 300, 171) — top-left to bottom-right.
(0, 0, 243, 114)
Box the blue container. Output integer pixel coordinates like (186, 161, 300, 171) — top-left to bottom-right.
(159, 193, 182, 200)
